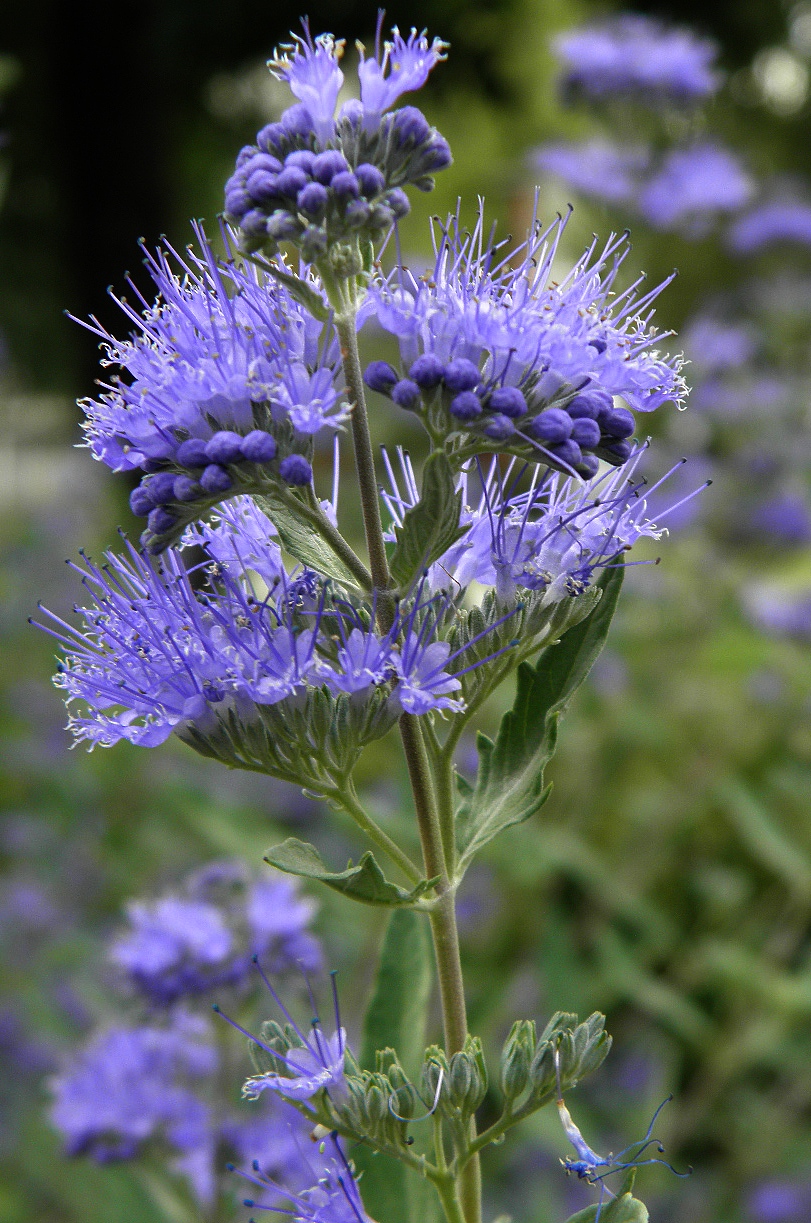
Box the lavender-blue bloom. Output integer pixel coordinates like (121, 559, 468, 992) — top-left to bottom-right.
(364, 204, 686, 477)
(225, 18, 450, 257)
(638, 144, 753, 234)
(49, 1013, 219, 1203)
(745, 585, 811, 640)
(76, 224, 345, 551)
(232, 1130, 371, 1222)
(553, 15, 720, 106)
(747, 1179, 811, 1223)
(216, 964, 348, 1106)
(383, 448, 694, 604)
(111, 861, 320, 1005)
(533, 140, 651, 205)
(748, 493, 811, 545)
(728, 199, 811, 254)
(36, 498, 492, 754)
(357, 22, 449, 125)
(681, 314, 758, 374)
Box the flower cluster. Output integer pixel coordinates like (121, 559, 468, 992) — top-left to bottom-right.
(49, 864, 324, 1205)
(745, 585, 811, 640)
(638, 143, 753, 234)
(77, 225, 346, 553)
(224, 18, 450, 260)
(536, 139, 753, 236)
(383, 448, 688, 604)
(728, 197, 811, 254)
(111, 860, 320, 1006)
(50, 1014, 221, 1199)
(363, 206, 686, 478)
(34, 498, 495, 752)
(533, 140, 651, 205)
(553, 14, 720, 107)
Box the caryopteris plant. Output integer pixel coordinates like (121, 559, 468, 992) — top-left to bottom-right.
(36, 15, 696, 1223)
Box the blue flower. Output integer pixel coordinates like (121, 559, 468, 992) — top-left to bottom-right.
(363, 203, 686, 477)
(533, 140, 651, 206)
(553, 15, 720, 107)
(35, 480, 530, 754)
(226, 19, 450, 257)
(231, 1130, 371, 1222)
(215, 965, 349, 1106)
(49, 1014, 219, 1203)
(383, 447, 701, 605)
(269, 27, 346, 147)
(76, 224, 344, 551)
(681, 314, 758, 375)
(357, 22, 449, 126)
(745, 584, 811, 640)
(728, 197, 811, 254)
(34, 526, 321, 749)
(110, 860, 321, 1006)
(638, 143, 753, 235)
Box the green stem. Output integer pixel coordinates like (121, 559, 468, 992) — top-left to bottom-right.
(434, 1176, 467, 1223)
(334, 782, 424, 886)
(335, 313, 392, 598)
(337, 308, 482, 1223)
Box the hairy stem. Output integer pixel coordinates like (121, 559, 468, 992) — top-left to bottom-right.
(338, 310, 482, 1223)
(335, 313, 392, 597)
(434, 1178, 468, 1223)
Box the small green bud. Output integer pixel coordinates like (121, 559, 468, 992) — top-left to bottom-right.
(343, 1047, 362, 1078)
(500, 1020, 535, 1102)
(466, 1036, 489, 1112)
(388, 1082, 421, 1121)
(528, 1039, 556, 1099)
(420, 1047, 449, 1103)
(366, 1082, 388, 1125)
(448, 1051, 473, 1109)
(387, 1063, 409, 1092)
(375, 1048, 401, 1077)
(334, 1077, 370, 1133)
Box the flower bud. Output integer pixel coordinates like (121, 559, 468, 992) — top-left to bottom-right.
(500, 1019, 535, 1102)
(365, 1082, 388, 1124)
(388, 1082, 421, 1120)
(448, 1050, 473, 1109)
(420, 1047, 449, 1105)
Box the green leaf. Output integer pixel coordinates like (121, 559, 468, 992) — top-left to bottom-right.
(389, 452, 468, 587)
(257, 493, 359, 587)
(563, 1192, 648, 1223)
(246, 256, 332, 320)
(354, 911, 435, 1223)
(360, 909, 433, 1076)
(455, 566, 624, 875)
(264, 838, 437, 907)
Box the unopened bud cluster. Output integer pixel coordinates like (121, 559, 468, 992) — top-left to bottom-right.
(499, 1011, 611, 1113)
(129, 423, 312, 553)
(224, 24, 451, 265)
(226, 108, 449, 261)
(420, 1037, 489, 1123)
(366, 358, 637, 477)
